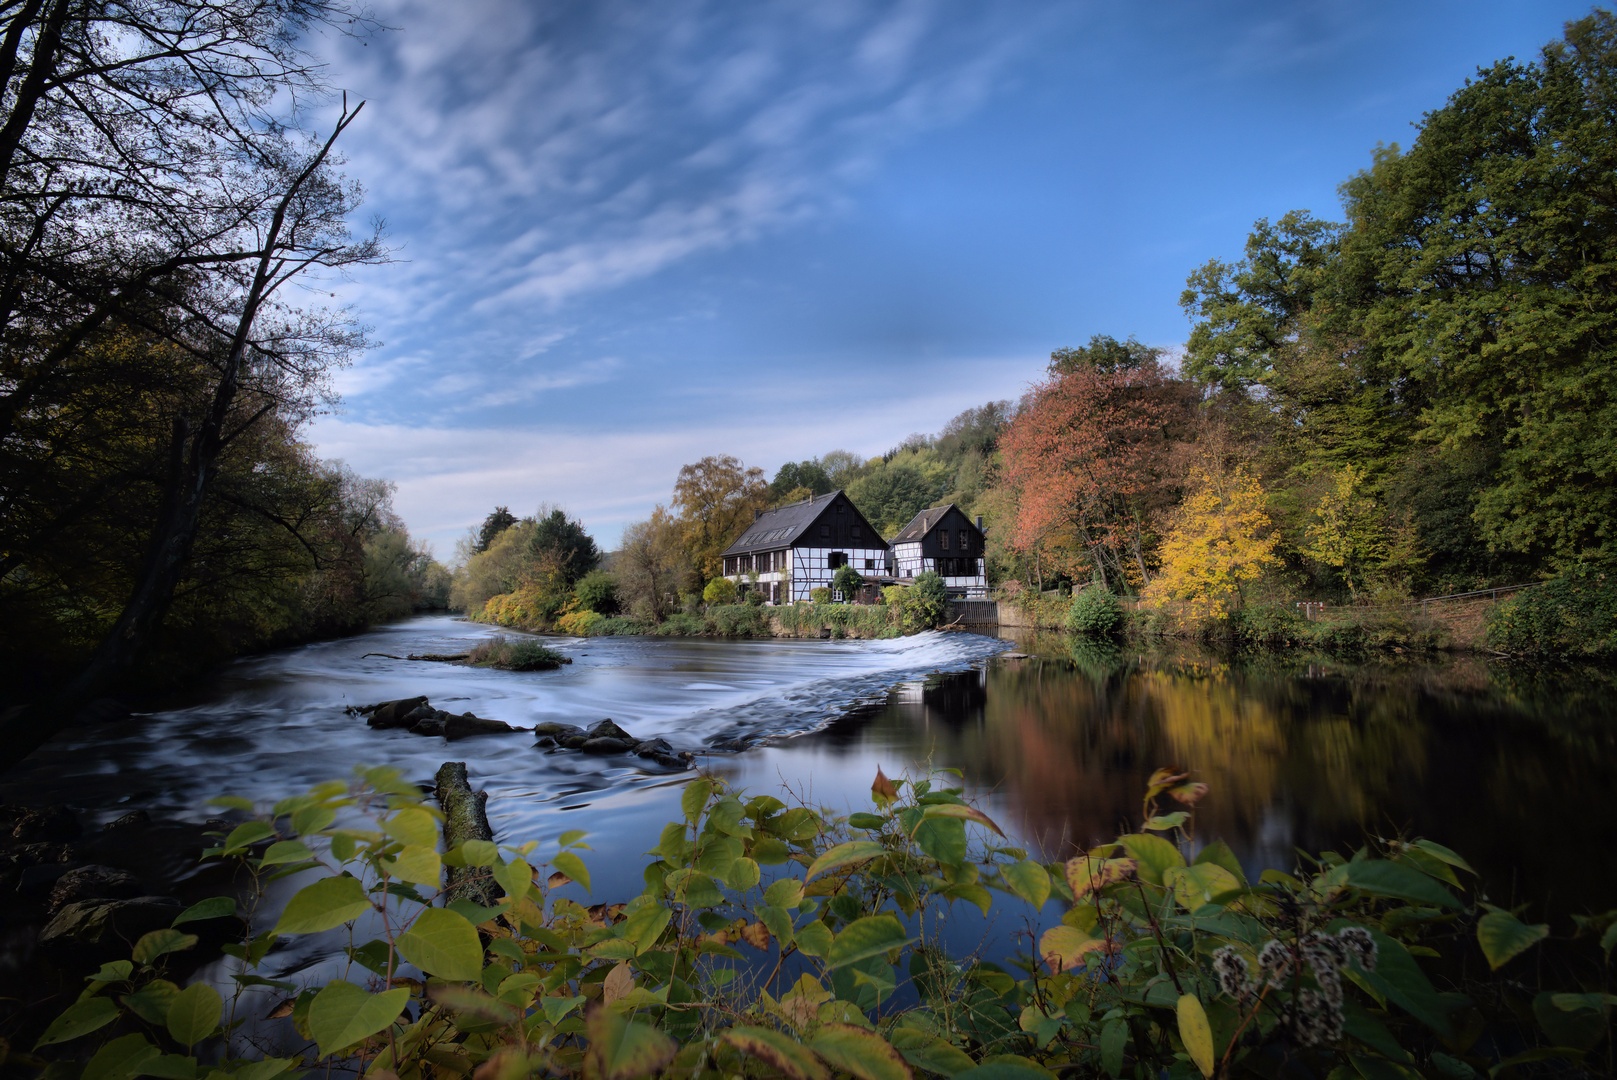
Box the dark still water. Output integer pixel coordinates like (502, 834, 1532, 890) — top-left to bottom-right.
(6, 616, 1615, 934)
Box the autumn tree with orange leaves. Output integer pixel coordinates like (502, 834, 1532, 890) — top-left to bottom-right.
(999, 352, 1195, 591)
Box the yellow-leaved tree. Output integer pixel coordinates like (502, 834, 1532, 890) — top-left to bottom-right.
(1145, 462, 1280, 619)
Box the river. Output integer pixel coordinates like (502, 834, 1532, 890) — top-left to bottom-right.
(5, 615, 1615, 963)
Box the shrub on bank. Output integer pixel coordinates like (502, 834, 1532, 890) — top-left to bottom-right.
(653, 613, 705, 636)
(35, 766, 1612, 1080)
(1065, 585, 1123, 637)
(1486, 566, 1617, 658)
(705, 604, 774, 637)
(775, 602, 897, 639)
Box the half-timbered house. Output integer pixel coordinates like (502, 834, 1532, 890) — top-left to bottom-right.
(719, 491, 890, 604)
(890, 505, 988, 598)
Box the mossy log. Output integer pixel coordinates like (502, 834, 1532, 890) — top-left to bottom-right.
(434, 761, 502, 907)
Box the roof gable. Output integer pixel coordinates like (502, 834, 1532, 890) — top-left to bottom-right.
(891, 504, 981, 544)
(721, 490, 890, 555)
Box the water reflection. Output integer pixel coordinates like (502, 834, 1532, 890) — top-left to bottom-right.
(726, 635, 1617, 917)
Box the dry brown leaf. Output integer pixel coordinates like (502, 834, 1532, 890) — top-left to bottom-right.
(1065, 855, 1137, 899)
(871, 766, 898, 802)
(602, 960, 634, 1006)
(263, 998, 294, 1020)
(547, 871, 572, 889)
(739, 920, 771, 949)
(1169, 781, 1210, 806)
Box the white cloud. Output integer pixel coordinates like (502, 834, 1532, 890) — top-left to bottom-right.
(310, 348, 1047, 554)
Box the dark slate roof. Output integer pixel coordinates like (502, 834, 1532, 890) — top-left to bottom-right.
(721, 490, 888, 555)
(891, 505, 957, 543)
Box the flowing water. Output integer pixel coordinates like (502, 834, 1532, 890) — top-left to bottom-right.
(5, 615, 1616, 986)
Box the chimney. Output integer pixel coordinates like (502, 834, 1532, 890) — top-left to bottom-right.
(975, 516, 983, 530)
(753, 509, 761, 521)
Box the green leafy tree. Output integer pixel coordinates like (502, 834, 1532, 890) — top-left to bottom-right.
(573, 569, 619, 615)
(1049, 334, 1164, 376)
(831, 564, 863, 602)
(701, 577, 737, 606)
(769, 460, 831, 501)
(475, 507, 518, 553)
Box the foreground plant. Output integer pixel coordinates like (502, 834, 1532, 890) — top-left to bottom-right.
(25, 764, 1616, 1080)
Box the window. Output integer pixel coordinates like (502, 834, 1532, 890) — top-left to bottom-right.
(819, 523, 830, 538)
(852, 524, 861, 538)
(959, 530, 970, 551)
(828, 552, 847, 569)
(939, 529, 950, 550)
(864, 558, 874, 570)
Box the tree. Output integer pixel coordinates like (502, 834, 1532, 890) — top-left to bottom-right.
(0, 1, 385, 770)
(618, 506, 689, 623)
(476, 507, 519, 553)
(769, 460, 831, 501)
(1049, 335, 1164, 376)
(1300, 465, 1386, 601)
(846, 458, 941, 536)
(702, 577, 737, 606)
(573, 569, 619, 615)
(832, 564, 863, 602)
(1145, 461, 1281, 619)
(671, 455, 768, 584)
(818, 449, 867, 490)
(528, 508, 600, 590)
(999, 359, 1195, 591)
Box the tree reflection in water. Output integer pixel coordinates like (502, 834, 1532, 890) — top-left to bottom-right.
(791, 635, 1617, 918)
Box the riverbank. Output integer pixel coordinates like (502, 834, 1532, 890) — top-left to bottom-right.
(475, 600, 922, 640)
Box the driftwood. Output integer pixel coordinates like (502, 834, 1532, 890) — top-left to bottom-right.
(434, 762, 502, 907)
(359, 652, 469, 662)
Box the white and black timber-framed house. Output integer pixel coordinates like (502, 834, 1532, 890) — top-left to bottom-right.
(720, 490, 890, 604)
(890, 504, 988, 598)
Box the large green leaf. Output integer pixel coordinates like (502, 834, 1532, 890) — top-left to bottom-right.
(588, 1007, 678, 1080)
(1176, 994, 1213, 1078)
(1340, 860, 1460, 908)
(552, 851, 592, 892)
(1099, 1018, 1128, 1078)
(1192, 840, 1246, 884)
(172, 897, 236, 926)
(82, 1033, 159, 1080)
(682, 778, 715, 821)
(913, 817, 967, 867)
(726, 856, 762, 891)
(35, 996, 120, 1048)
(387, 844, 443, 887)
(306, 980, 409, 1056)
(796, 920, 834, 958)
(384, 806, 439, 847)
(119, 980, 178, 1026)
(397, 908, 484, 981)
(810, 1024, 914, 1080)
(1477, 910, 1549, 970)
(493, 856, 533, 900)
(1119, 833, 1184, 886)
(890, 1030, 975, 1077)
(1002, 861, 1051, 909)
(918, 802, 1004, 836)
(257, 841, 316, 868)
(165, 982, 222, 1048)
(827, 914, 913, 970)
(618, 903, 672, 955)
(805, 841, 887, 881)
(132, 929, 198, 964)
(1164, 864, 1240, 912)
(723, 1025, 828, 1080)
(274, 875, 372, 934)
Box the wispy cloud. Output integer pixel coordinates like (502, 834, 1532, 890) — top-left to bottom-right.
(316, 0, 1044, 410)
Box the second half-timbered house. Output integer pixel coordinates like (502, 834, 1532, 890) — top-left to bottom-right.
(890, 504, 988, 598)
(719, 491, 890, 603)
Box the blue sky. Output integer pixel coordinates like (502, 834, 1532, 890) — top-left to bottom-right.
(302, 0, 1588, 554)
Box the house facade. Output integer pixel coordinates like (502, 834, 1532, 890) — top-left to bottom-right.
(719, 491, 890, 603)
(890, 504, 988, 598)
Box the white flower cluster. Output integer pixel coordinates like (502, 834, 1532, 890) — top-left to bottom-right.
(1211, 926, 1378, 1049)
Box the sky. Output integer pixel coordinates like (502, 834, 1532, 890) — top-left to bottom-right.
(299, 0, 1590, 555)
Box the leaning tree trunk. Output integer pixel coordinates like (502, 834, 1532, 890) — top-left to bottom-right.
(0, 105, 363, 775)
